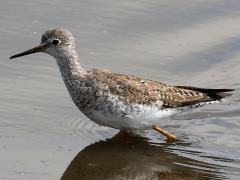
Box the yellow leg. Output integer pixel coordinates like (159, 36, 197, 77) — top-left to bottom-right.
(152, 125, 177, 142)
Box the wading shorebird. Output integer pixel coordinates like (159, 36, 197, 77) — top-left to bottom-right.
(10, 28, 234, 142)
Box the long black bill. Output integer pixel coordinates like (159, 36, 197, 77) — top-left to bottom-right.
(9, 43, 47, 59)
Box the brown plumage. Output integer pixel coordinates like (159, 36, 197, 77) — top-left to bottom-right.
(89, 69, 234, 108)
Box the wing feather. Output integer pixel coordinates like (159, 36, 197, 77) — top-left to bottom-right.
(89, 69, 229, 108)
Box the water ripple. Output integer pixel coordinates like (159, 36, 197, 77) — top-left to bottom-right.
(60, 111, 115, 141)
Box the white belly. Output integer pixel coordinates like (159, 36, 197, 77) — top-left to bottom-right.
(82, 101, 178, 130)
(78, 92, 219, 130)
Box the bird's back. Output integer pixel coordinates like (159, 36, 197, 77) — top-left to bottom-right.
(85, 69, 233, 108)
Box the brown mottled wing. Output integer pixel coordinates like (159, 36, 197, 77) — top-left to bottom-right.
(89, 69, 218, 108)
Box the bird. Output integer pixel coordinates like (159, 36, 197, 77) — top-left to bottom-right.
(10, 28, 234, 142)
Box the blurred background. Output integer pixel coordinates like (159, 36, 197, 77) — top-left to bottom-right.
(1, 0, 240, 179)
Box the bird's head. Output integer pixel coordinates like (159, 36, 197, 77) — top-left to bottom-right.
(10, 28, 76, 60)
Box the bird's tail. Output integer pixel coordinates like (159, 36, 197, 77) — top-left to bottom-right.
(175, 86, 234, 100)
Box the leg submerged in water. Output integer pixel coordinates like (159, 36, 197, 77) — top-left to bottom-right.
(152, 125, 177, 142)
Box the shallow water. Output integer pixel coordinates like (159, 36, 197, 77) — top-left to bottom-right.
(1, 0, 240, 179)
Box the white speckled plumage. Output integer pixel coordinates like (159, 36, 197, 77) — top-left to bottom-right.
(10, 28, 234, 133)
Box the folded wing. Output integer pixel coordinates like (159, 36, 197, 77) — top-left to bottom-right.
(90, 69, 234, 108)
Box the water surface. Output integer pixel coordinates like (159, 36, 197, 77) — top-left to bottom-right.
(1, 0, 240, 179)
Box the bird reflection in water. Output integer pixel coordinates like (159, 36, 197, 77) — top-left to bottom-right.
(61, 132, 223, 180)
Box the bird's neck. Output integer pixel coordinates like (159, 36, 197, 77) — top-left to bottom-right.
(56, 49, 86, 76)
(55, 49, 86, 96)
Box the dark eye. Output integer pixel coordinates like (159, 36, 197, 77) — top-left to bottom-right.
(51, 39, 61, 45)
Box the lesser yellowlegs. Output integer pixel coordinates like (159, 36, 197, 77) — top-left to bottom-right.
(10, 28, 234, 142)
